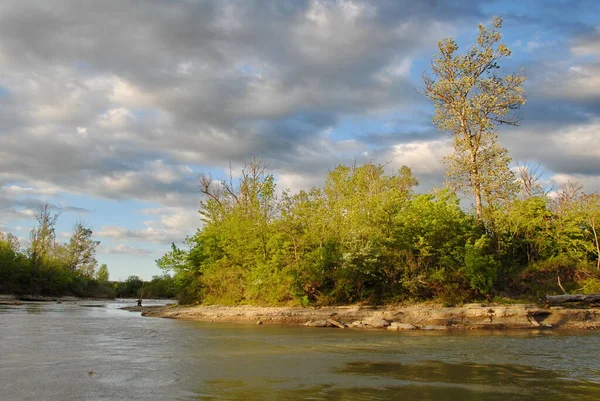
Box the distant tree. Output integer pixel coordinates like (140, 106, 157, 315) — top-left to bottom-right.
(96, 264, 109, 282)
(0, 231, 20, 253)
(119, 275, 144, 298)
(66, 221, 100, 277)
(424, 16, 526, 221)
(556, 179, 584, 214)
(28, 204, 60, 266)
(0, 232, 28, 294)
(144, 274, 176, 299)
(516, 160, 552, 200)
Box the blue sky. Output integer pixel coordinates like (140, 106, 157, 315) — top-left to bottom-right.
(1, 0, 599, 280)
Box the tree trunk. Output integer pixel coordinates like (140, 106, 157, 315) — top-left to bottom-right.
(470, 151, 483, 220)
(591, 217, 599, 270)
(545, 294, 600, 306)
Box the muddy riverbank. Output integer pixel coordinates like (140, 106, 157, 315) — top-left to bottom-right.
(124, 303, 600, 331)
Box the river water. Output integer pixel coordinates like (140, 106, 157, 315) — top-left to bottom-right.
(1, 301, 600, 401)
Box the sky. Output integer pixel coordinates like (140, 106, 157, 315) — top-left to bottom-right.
(1, 0, 599, 281)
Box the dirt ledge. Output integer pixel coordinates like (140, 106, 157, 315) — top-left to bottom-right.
(123, 303, 600, 330)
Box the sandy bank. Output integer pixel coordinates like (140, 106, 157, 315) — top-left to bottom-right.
(124, 303, 600, 331)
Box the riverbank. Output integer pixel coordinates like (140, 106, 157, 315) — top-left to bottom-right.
(0, 293, 117, 305)
(124, 303, 600, 330)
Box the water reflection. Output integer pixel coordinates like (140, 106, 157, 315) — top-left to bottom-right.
(196, 382, 600, 401)
(338, 360, 562, 386)
(196, 361, 600, 401)
(334, 360, 600, 399)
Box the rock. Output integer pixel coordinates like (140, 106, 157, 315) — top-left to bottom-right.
(388, 322, 417, 331)
(364, 317, 390, 328)
(351, 320, 364, 328)
(304, 320, 329, 327)
(326, 318, 345, 328)
(422, 325, 447, 331)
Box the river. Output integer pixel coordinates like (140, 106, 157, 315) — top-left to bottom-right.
(1, 300, 600, 400)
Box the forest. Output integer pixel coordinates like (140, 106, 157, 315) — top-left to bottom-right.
(155, 18, 600, 306)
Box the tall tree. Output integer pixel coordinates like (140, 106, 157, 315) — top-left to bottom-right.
(66, 221, 100, 277)
(424, 16, 526, 220)
(28, 204, 60, 267)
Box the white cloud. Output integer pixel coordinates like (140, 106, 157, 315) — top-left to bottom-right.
(572, 26, 600, 58)
(98, 206, 199, 245)
(99, 244, 153, 256)
(388, 140, 451, 176)
(542, 64, 600, 100)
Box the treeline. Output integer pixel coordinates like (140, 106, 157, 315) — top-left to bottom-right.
(0, 206, 176, 299)
(0, 206, 114, 298)
(157, 160, 600, 306)
(114, 274, 176, 299)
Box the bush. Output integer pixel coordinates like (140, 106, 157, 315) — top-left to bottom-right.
(463, 236, 498, 295)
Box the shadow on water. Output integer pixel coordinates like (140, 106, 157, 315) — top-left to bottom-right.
(336, 360, 568, 386)
(195, 361, 600, 401)
(196, 384, 600, 401)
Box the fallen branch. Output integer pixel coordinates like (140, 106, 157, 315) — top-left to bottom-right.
(326, 319, 345, 329)
(545, 294, 600, 306)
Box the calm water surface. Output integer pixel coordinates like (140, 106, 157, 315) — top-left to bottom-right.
(1, 301, 600, 400)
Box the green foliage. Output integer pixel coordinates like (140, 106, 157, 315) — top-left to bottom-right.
(513, 257, 579, 299)
(580, 278, 600, 295)
(96, 264, 109, 282)
(463, 236, 498, 295)
(0, 208, 110, 298)
(65, 222, 100, 277)
(156, 157, 600, 306)
(143, 274, 176, 299)
(116, 275, 144, 298)
(394, 190, 476, 299)
(0, 232, 30, 294)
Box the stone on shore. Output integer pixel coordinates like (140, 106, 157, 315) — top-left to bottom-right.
(363, 317, 390, 328)
(127, 303, 600, 331)
(422, 325, 447, 330)
(304, 320, 329, 327)
(387, 322, 417, 331)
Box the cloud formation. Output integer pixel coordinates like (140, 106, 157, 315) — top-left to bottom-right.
(99, 244, 153, 257)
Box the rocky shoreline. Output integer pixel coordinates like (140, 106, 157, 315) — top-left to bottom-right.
(126, 303, 600, 331)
